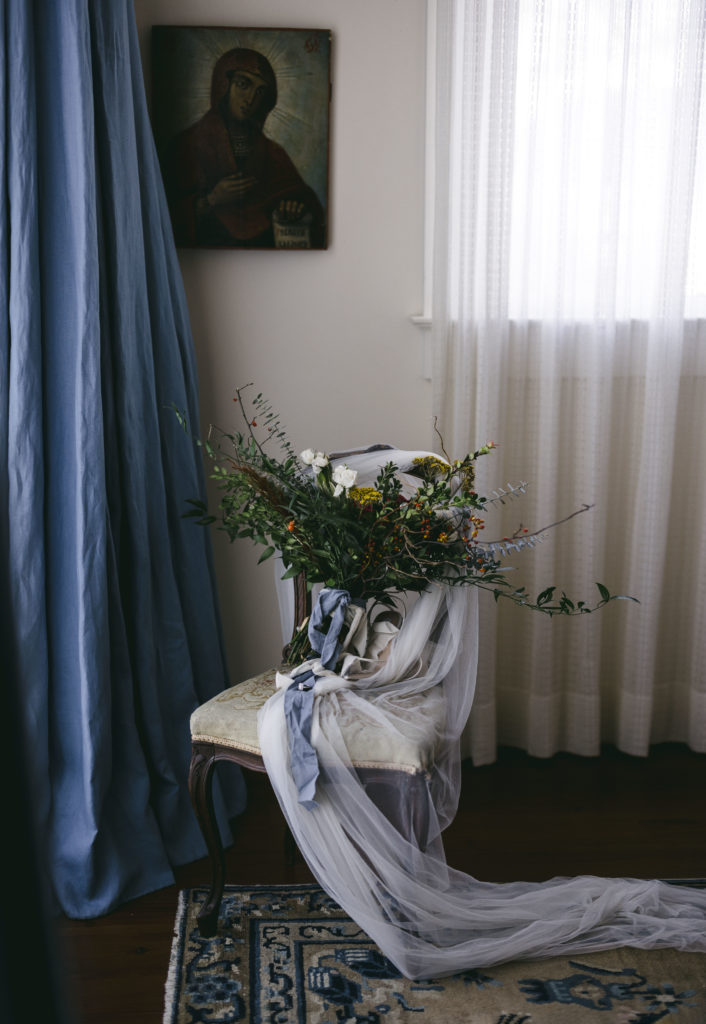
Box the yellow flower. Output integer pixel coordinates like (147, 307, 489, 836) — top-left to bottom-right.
(350, 487, 383, 505)
(411, 456, 448, 478)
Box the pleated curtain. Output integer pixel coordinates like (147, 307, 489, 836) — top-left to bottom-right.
(431, 0, 706, 763)
(0, 0, 244, 917)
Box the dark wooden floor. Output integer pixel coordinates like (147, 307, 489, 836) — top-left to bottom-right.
(55, 743, 706, 1023)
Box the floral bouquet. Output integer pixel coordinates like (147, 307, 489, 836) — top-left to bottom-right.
(180, 386, 632, 666)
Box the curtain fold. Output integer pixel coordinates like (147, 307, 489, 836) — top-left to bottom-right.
(432, 0, 706, 764)
(1, 0, 244, 918)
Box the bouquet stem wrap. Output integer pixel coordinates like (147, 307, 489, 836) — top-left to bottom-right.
(283, 587, 364, 809)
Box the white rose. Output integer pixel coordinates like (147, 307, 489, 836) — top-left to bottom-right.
(301, 449, 329, 474)
(332, 464, 358, 492)
(311, 452, 329, 475)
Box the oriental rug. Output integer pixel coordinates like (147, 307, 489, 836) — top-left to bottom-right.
(163, 881, 706, 1024)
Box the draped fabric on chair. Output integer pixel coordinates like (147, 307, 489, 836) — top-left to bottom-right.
(257, 450, 706, 980)
(431, 0, 706, 765)
(0, 0, 244, 917)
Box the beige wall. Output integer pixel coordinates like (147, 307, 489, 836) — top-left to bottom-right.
(134, 0, 432, 678)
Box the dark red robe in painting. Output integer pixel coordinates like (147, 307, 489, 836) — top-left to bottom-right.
(163, 105, 325, 248)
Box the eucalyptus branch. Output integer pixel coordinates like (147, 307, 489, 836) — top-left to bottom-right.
(483, 482, 529, 506)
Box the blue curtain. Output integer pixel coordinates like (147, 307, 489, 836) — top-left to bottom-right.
(0, 0, 245, 917)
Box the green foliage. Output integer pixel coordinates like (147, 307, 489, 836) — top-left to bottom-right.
(181, 386, 637, 617)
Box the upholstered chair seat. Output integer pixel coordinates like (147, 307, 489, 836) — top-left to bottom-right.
(191, 668, 447, 776)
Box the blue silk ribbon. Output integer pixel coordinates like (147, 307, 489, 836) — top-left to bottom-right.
(283, 587, 363, 809)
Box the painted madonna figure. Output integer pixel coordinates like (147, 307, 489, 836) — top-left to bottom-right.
(193, 390, 706, 981)
(162, 48, 325, 248)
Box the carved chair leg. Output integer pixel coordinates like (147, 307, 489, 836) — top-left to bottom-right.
(188, 744, 225, 937)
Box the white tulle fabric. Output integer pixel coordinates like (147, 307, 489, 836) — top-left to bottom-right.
(260, 450, 706, 980)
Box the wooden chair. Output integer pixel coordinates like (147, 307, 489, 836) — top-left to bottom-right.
(189, 584, 448, 937)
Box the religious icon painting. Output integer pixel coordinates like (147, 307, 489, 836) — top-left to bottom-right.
(151, 26, 332, 250)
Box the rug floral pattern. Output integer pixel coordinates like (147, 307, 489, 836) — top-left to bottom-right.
(163, 883, 706, 1024)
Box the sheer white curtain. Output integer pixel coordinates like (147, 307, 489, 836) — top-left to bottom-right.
(431, 0, 706, 764)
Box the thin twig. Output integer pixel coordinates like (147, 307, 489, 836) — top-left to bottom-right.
(432, 416, 453, 463)
(479, 503, 594, 546)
